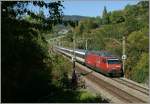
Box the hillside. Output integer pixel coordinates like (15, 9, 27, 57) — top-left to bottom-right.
(63, 15, 91, 21)
(61, 1, 149, 85)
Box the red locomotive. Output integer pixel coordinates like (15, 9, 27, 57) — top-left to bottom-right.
(85, 50, 123, 77)
(56, 46, 124, 77)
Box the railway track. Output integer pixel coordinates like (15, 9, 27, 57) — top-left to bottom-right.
(112, 78, 149, 95)
(54, 47, 149, 103)
(75, 63, 148, 103)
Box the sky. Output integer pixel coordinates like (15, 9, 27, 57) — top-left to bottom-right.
(62, 0, 139, 17)
(27, 0, 140, 17)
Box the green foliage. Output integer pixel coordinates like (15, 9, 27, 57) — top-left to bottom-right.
(125, 29, 149, 80)
(95, 16, 103, 26)
(79, 91, 94, 100)
(51, 54, 72, 88)
(127, 30, 149, 53)
(123, 1, 149, 34)
(109, 10, 125, 24)
(24, 10, 45, 24)
(77, 19, 98, 33)
(78, 92, 109, 103)
(38, 89, 109, 103)
(2, 1, 63, 23)
(131, 53, 149, 83)
(2, 18, 52, 102)
(87, 30, 105, 50)
(1, 1, 64, 103)
(102, 6, 110, 24)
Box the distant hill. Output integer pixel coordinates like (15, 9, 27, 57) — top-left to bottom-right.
(63, 15, 91, 21)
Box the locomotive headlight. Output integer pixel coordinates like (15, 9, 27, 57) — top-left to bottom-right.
(116, 65, 121, 68)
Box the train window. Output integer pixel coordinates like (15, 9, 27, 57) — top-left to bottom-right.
(108, 60, 120, 64)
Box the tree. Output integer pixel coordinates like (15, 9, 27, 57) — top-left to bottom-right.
(102, 6, 110, 24)
(109, 10, 125, 24)
(95, 16, 102, 26)
(2, 1, 63, 24)
(1, 1, 64, 103)
(131, 53, 149, 83)
(39, 9, 45, 19)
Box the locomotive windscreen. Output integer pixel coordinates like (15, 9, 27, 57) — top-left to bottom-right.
(107, 59, 121, 64)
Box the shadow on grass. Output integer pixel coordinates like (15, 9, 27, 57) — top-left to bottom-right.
(38, 85, 110, 103)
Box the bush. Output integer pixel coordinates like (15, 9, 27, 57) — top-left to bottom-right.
(131, 53, 149, 83)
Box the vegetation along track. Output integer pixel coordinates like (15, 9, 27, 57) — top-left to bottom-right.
(112, 78, 149, 95)
(55, 48, 149, 103)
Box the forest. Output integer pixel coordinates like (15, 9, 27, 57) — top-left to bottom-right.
(1, 1, 149, 103)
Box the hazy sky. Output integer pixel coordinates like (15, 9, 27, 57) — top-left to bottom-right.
(62, 0, 139, 17)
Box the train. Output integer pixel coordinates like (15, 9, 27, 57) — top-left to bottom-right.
(55, 46, 124, 77)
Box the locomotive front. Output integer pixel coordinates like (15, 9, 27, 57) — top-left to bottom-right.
(106, 58, 124, 77)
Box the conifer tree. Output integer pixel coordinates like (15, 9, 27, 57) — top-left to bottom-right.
(102, 6, 110, 24)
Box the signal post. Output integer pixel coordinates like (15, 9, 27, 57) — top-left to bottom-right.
(122, 36, 127, 78)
